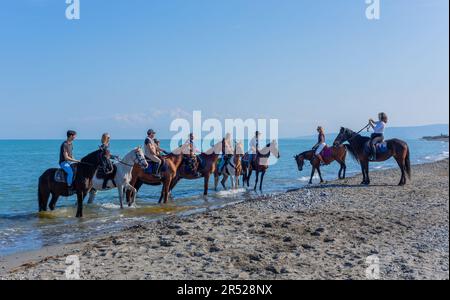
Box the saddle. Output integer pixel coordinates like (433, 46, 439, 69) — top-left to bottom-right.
(364, 141, 388, 156)
(320, 146, 333, 160)
(144, 159, 168, 175)
(182, 155, 202, 175)
(54, 164, 78, 184)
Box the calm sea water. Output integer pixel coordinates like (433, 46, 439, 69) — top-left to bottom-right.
(0, 138, 448, 256)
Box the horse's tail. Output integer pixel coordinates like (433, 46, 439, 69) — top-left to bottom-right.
(38, 175, 46, 211)
(344, 144, 359, 162)
(405, 146, 411, 180)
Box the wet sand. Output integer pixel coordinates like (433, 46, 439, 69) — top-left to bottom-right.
(1, 159, 448, 280)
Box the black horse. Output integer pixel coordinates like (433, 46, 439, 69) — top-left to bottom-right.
(38, 148, 113, 217)
(333, 127, 411, 186)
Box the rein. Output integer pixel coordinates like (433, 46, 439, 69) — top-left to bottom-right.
(339, 124, 370, 145)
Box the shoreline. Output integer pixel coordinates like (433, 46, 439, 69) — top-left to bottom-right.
(1, 159, 448, 280)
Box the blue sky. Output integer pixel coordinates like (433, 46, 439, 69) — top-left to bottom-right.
(0, 0, 448, 139)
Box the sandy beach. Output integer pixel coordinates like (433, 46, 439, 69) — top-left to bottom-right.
(1, 159, 448, 280)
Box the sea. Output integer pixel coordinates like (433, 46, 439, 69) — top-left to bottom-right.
(0, 138, 448, 256)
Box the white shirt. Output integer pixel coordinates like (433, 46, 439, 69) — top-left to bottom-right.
(249, 137, 259, 154)
(374, 121, 386, 134)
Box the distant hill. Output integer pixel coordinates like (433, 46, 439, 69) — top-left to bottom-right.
(295, 124, 449, 140)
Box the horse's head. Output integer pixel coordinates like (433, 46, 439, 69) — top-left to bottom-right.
(333, 127, 353, 146)
(132, 146, 148, 169)
(82, 148, 113, 173)
(294, 154, 305, 171)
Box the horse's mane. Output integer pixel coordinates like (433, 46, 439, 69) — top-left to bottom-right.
(81, 149, 101, 163)
(342, 128, 369, 162)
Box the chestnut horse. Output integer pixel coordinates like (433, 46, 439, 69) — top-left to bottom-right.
(168, 141, 223, 196)
(294, 145, 348, 184)
(333, 127, 411, 185)
(242, 141, 280, 191)
(127, 152, 184, 204)
(38, 148, 113, 218)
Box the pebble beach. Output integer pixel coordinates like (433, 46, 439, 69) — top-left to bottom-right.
(1, 159, 448, 280)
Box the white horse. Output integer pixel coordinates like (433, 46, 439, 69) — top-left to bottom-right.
(214, 142, 244, 191)
(88, 147, 148, 209)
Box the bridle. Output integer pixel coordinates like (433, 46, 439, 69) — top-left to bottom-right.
(116, 151, 147, 168)
(336, 124, 370, 145)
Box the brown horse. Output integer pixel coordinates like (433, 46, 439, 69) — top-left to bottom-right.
(242, 141, 280, 191)
(333, 127, 411, 185)
(38, 148, 113, 218)
(294, 145, 348, 184)
(170, 142, 222, 196)
(127, 152, 184, 204)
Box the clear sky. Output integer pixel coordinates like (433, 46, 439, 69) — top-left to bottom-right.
(0, 0, 448, 139)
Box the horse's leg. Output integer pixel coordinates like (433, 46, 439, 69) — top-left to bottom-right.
(309, 166, 316, 184)
(362, 160, 370, 185)
(221, 174, 228, 190)
(259, 170, 265, 191)
(360, 162, 366, 184)
(253, 170, 259, 191)
(75, 191, 84, 218)
(118, 185, 124, 209)
(394, 156, 406, 186)
(88, 189, 96, 204)
(203, 174, 210, 196)
(317, 167, 324, 183)
(49, 193, 59, 211)
(214, 174, 219, 191)
(124, 183, 137, 205)
(38, 184, 51, 212)
(163, 178, 172, 204)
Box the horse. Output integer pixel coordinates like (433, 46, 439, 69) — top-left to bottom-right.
(242, 141, 280, 191)
(127, 151, 184, 204)
(333, 127, 411, 185)
(294, 145, 348, 184)
(87, 147, 148, 209)
(214, 144, 244, 191)
(38, 148, 113, 218)
(169, 142, 222, 196)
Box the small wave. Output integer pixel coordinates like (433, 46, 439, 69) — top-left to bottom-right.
(100, 203, 122, 210)
(215, 188, 246, 197)
(298, 175, 319, 182)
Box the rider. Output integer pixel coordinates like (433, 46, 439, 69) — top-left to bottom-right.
(312, 126, 326, 165)
(59, 130, 80, 188)
(248, 131, 260, 166)
(144, 129, 162, 178)
(100, 133, 119, 160)
(182, 133, 202, 177)
(368, 112, 388, 160)
(154, 139, 169, 156)
(220, 133, 234, 173)
(98, 133, 116, 188)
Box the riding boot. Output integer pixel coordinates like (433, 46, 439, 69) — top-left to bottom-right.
(102, 179, 109, 189)
(154, 162, 162, 178)
(317, 154, 325, 166)
(370, 144, 376, 161)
